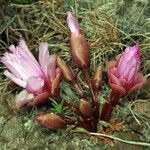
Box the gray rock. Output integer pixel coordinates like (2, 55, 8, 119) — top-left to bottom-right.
(1, 116, 24, 141)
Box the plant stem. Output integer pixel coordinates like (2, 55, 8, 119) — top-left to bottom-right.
(84, 68, 100, 120)
(74, 83, 84, 97)
(84, 68, 96, 101)
(89, 132, 150, 147)
(100, 91, 121, 121)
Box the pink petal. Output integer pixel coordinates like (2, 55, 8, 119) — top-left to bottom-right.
(48, 55, 57, 81)
(67, 11, 80, 34)
(39, 42, 49, 75)
(116, 45, 140, 78)
(2, 46, 44, 81)
(121, 58, 136, 78)
(17, 55, 43, 78)
(26, 77, 44, 94)
(18, 39, 39, 65)
(116, 53, 126, 75)
(14, 90, 35, 109)
(4, 70, 27, 88)
(16, 40, 44, 78)
(2, 53, 30, 81)
(0, 55, 21, 79)
(8, 44, 16, 52)
(16, 46, 44, 78)
(14, 91, 49, 109)
(126, 65, 137, 82)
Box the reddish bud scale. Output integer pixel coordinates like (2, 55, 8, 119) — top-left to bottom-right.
(70, 32, 90, 70)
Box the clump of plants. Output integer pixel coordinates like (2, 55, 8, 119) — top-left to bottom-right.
(0, 11, 147, 143)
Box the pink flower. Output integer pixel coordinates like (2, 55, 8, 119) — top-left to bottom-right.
(107, 45, 146, 95)
(0, 39, 61, 109)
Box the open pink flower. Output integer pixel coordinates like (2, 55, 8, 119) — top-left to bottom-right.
(107, 45, 146, 95)
(0, 39, 61, 109)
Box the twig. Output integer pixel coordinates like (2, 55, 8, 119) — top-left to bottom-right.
(89, 132, 150, 147)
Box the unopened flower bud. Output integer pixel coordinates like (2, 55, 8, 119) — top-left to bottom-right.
(57, 56, 76, 83)
(91, 65, 103, 92)
(78, 98, 92, 118)
(36, 112, 66, 129)
(57, 56, 84, 97)
(67, 11, 90, 70)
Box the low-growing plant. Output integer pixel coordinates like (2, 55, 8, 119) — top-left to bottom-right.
(0, 11, 147, 143)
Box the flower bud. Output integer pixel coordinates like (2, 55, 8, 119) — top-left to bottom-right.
(78, 98, 92, 118)
(107, 45, 146, 95)
(57, 56, 76, 83)
(91, 65, 102, 92)
(57, 56, 84, 97)
(67, 11, 90, 70)
(36, 112, 66, 129)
